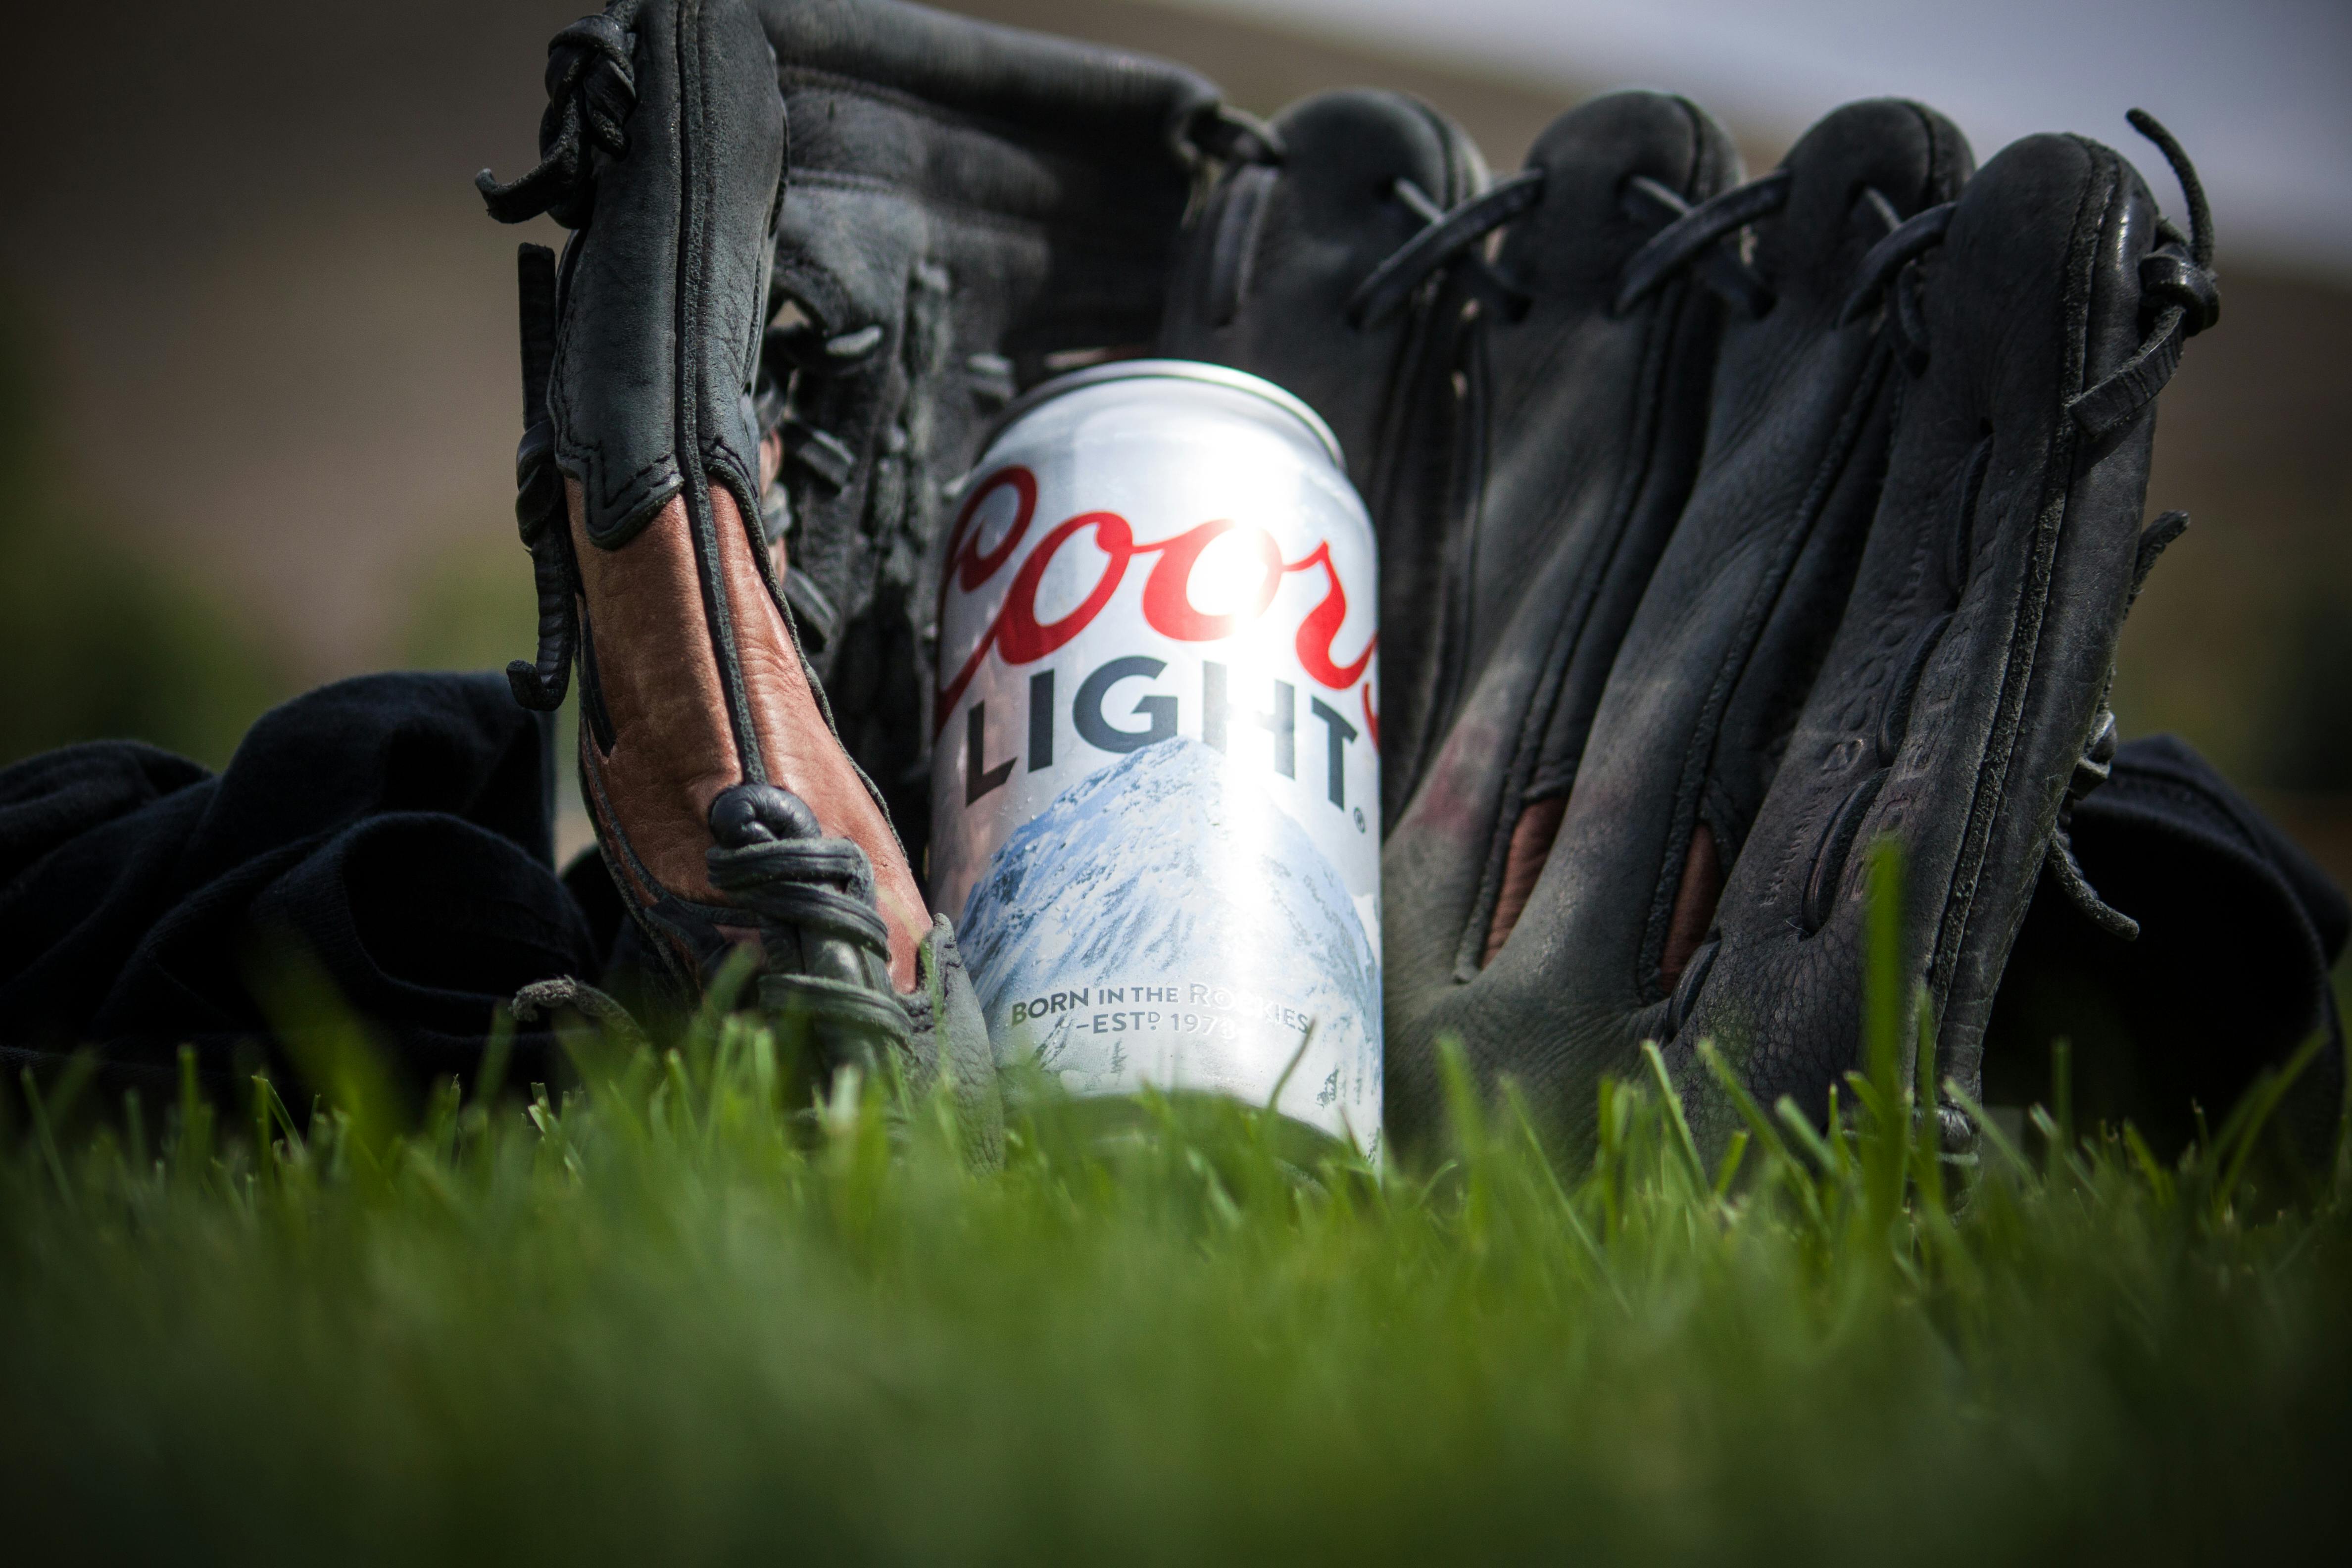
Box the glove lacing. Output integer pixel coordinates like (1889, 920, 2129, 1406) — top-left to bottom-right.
(1336, 107, 2218, 422)
(475, 1, 644, 230)
(705, 797, 914, 1061)
(479, 4, 918, 1058)
(1338, 158, 1874, 334)
(1836, 108, 2219, 430)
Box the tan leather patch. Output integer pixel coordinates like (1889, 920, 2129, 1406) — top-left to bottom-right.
(1660, 821, 1722, 992)
(566, 475, 927, 994)
(1483, 794, 1568, 967)
(569, 481, 740, 904)
(711, 488, 927, 990)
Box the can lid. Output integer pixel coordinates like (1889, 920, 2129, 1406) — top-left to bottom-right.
(977, 358, 1346, 471)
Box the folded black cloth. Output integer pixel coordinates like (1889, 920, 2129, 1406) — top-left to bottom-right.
(0, 672, 613, 1093)
(1, 673, 2343, 1145)
(1988, 735, 2350, 1157)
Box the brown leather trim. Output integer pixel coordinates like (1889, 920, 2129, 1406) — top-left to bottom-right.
(712, 486, 927, 989)
(1660, 821, 1722, 991)
(567, 470, 928, 993)
(1483, 794, 1568, 966)
(578, 732, 660, 914)
(570, 480, 742, 903)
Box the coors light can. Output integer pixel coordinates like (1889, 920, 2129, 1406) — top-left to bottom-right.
(930, 360, 1381, 1155)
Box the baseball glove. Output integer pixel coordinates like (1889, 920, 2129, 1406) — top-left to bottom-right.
(475, 0, 1256, 1140)
(1165, 84, 2229, 1153)
(485, 0, 2307, 1162)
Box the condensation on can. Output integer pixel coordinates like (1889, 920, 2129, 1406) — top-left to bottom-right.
(929, 360, 1381, 1156)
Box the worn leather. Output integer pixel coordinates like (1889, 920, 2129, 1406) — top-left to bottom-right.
(1371, 97, 2201, 1157)
(752, 0, 1220, 871)
(1662, 127, 2166, 1151)
(567, 481, 926, 976)
(1391, 101, 1974, 1149)
(547, 0, 780, 549)
(501, 0, 921, 986)
(1402, 92, 1747, 934)
(1650, 123, 2151, 1149)
(491, 6, 2257, 1163)
(482, 0, 1022, 1143)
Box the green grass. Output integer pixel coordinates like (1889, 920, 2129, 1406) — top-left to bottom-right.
(3, 875, 2349, 1563)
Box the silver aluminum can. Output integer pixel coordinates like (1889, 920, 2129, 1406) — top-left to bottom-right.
(930, 360, 1381, 1155)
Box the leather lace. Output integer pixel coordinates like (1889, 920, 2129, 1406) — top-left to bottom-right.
(707, 835, 912, 1054)
(2068, 110, 2221, 438)
(1340, 161, 1824, 331)
(1345, 171, 1544, 328)
(476, 1, 643, 229)
(507, 244, 577, 713)
(1837, 108, 2218, 413)
(1615, 170, 1790, 315)
(1340, 106, 2217, 401)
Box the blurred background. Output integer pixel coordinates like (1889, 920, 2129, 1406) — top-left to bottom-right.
(3, 0, 2346, 881)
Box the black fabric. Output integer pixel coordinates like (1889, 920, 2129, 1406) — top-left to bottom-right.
(0, 673, 607, 1091)
(1987, 735, 2349, 1158)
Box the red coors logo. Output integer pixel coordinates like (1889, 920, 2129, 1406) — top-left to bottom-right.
(934, 465, 1379, 739)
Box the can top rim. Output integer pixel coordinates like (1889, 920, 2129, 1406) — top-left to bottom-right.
(976, 358, 1345, 470)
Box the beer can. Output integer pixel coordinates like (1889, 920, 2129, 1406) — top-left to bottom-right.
(930, 360, 1382, 1156)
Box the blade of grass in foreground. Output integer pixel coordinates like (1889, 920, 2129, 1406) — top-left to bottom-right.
(0, 947, 2343, 1563)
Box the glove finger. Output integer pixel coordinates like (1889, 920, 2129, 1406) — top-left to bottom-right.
(1383, 89, 1742, 993)
(1678, 128, 2186, 1145)
(1392, 99, 1973, 1146)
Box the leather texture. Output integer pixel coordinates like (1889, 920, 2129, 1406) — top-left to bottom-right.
(487, 3, 2280, 1162)
(481, 0, 1013, 1138)
(547, 0, 779, 550)
(1415, 100, 1974, 1149)
(1169, 85, 2224, 1156)
(1660, 122, 2157, 1153)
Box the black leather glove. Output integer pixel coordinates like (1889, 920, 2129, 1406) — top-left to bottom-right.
(485, 1, 2303, 1167)
(1165, 83, 2232, 1155)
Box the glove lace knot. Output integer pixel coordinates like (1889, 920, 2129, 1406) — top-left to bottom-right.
(2068, 109, 2220, 439)
(1840, 110, 2217, 417)
(476, 2, 644, 229)
(705, 784, 913, 1062)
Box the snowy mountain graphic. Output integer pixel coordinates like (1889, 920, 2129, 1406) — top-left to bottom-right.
(957, 737, 1380, 1142)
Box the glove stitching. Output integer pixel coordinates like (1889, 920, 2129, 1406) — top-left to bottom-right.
(1451, 292, 1693, 980)
(669, 0, 768, 793)
(1928, 149, 2120, 1060)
